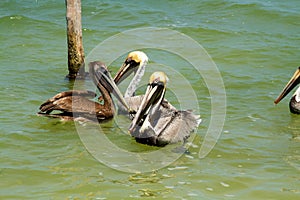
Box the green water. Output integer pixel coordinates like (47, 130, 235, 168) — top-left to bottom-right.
(1, 0, 300, 199)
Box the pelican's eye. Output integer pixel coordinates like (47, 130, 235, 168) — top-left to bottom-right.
(125, 57, 139, 66)
(149, 81, 164, 88)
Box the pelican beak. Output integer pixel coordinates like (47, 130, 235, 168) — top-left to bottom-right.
(274, 67, 300, 104)
(128, 72, 167, 133)
(113, 57, 139, 85)
(89, 61, 131, 112)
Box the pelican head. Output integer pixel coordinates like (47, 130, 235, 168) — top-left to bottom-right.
(114, 51, 149, 85)
(129, 71, 168, 132)
(89, 61, 131, 112)
(89, 61, 114, 93)
(274, 67, 300, 104)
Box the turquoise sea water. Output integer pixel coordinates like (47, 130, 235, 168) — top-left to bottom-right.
(1, 0, 300, 199)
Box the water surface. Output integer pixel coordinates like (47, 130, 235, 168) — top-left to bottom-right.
(1, 0, 299, 199)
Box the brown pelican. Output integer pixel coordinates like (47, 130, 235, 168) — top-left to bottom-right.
(274, 67, 300, 114)
(128, 71, 201, 146)
(38, 61, 132, 122)
(38, 51, 148, 121)
(113, 51, 149, 114)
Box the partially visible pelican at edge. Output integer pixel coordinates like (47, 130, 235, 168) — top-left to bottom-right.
(274, 67, 300, 114)
(128, 71, 201, 146)
(38, 61, 131, 122)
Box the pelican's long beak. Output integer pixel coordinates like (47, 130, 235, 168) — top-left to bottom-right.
(113, 57, 139, 85)
(274, 67, 300, 104)
(129, 72, 167, 133)
(89, 61, 131, 112)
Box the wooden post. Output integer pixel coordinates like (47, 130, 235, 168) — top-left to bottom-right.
(65, 0, 85, 79)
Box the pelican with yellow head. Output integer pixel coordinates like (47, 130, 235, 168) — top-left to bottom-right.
(113, 51, 149, 114)
(129, 71, 201, 146)
(114, 51, 149, 98)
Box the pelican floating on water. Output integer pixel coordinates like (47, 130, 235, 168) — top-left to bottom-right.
(128, 71, 201, 146)
(38, 61, 131, 122)
(38, 51, 148, 121)
(274, 67, 300, 114)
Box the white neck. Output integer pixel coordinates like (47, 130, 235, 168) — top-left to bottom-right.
(294, 86, 300, 102)
(124, 60, 147, 98)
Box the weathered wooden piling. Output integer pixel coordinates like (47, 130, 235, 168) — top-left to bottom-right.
(65, 0, 85, 79)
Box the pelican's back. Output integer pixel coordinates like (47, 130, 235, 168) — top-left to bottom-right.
(118, 95, 145, 115)
(153, 105, 201, 145)
(39, 90, 97, 114)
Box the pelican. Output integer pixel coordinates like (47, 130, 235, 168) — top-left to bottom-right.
(274, 67, 300, 114)
(38, 51, 148, 121)
(128, 71, 201, 146)
(38, 61, 131, 122)
(113, 51, 149, 114)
